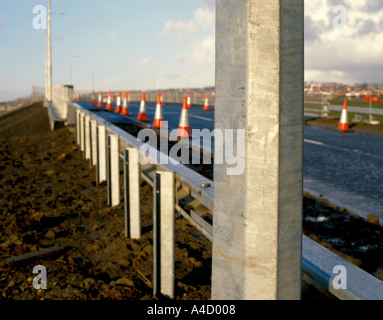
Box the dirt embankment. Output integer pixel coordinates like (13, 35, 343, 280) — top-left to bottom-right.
(0, 102, 211, 300)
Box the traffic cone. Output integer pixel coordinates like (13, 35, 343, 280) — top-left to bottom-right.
(160, 92, 164, 105)
(115, 91, 122, 113)
(187, 92, 191, 109)
(338, 99, 349, 132)
(153, 93, 164, 128)
(97, 91, 103, 107)
(177, 96, 191, 138)
(91, 91, 96, 105)
(121, 91, 130, 115)
(128, 93, 131, 103)
(203, 93, 209, 111)
(137, 91, 148, 121)
(106, 91, 113, 110)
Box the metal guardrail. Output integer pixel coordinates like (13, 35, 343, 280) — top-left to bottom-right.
(305, 100, 383, 116)
(46, 101, 65, 131)
(302, 236, 383, 300)
(70, 101, 383, 300)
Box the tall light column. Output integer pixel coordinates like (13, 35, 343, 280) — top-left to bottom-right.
(45, 0, 52, 101)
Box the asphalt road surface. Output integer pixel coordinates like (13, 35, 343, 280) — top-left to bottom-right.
(78, 100, 383, 222)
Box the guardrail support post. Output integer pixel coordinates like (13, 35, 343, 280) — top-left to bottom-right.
(84, 115, 91, 160)
(75, 109, 80, 146)
(124, 148, 141, 239)
(80, 112, 85, 154)
(153, 171, 175, 299)
(106, 134, 120, 207)
(212, 0, 303, 300)
(97, 125, 106, 184)
(90, 120, 97, 167)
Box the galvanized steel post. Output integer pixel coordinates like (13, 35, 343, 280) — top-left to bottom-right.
(153, 171, 175, 299)
(212, 0, 304, 300)
(106, 134, 120, 207)
(84, 115, 91, 160)
(97, 125, 106, 184)
(90, 120, 97, 167)
(124, 148, 141, 239)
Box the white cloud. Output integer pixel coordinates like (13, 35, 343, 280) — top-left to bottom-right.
(137, 58, 158, 69)
(305, 0, 383, 83)
(109, 31, 116, 40)
(162, 20, 198, 40)
(175, 36, 214, 66)
(160, 7, 214, 40)
(202, 0, 215, 11)
(194, 7, 215, 26)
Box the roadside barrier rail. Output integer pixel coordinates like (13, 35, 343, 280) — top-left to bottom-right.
(70, 101, 383, 300)
(304, 100, 383, 123)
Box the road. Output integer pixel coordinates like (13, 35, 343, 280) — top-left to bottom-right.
(77, 100, 383, 222)
(304, 126, 383, 222)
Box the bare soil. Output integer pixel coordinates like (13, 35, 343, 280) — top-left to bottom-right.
(0, 103, 381, 301)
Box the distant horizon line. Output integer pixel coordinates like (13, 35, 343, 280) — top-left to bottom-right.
(1, 80, 383, 104)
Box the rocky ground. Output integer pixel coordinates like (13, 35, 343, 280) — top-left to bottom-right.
(0, 103, 381, 301)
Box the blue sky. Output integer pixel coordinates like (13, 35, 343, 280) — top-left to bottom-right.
(0, 0, 215, 101)
(1, 0, 383, 102)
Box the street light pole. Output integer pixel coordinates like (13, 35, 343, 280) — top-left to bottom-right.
(45, 0, 52, 101)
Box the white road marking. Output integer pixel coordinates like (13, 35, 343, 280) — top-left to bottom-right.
(304, 139, 383, 160)
(189, 114, 214, 122)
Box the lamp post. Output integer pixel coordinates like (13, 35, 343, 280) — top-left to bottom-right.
(45, 1, 64, 102)
(45, 0, 51, 101)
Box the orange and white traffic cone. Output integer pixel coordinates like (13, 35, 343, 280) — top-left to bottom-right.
(338, 99, 349, 132)
(106, 90, 113, 110)
(152, 93, 164, 128)
(203, 93, 209, 111)
(115, 91, 122, 113)
(187, 92, 191, 109)
(137, 91, 148, 121)
(177, 96, 191, 138)
(91, 91, 96, 105)
(97, 90, 103, 107)
(76, 92, 80, 101)
(160, 92, 164, 105)
(121, 91, 130, 115)
(128, 93, 131, 103)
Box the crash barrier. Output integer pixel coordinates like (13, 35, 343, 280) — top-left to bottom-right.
(70, 101, 383, 300)
(47, 85, 74, 130)
(305, 100, 383, 124)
